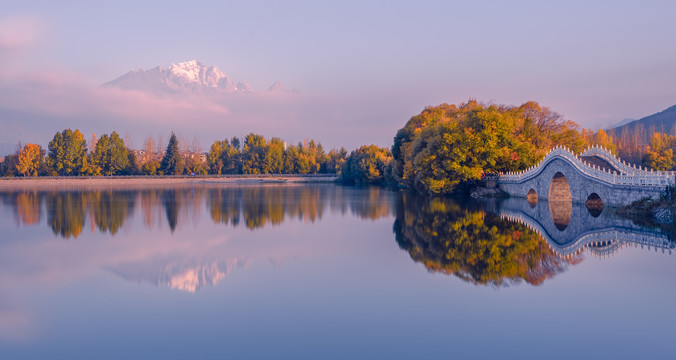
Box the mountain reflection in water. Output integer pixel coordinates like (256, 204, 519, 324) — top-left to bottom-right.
(0, 185, 671, 291)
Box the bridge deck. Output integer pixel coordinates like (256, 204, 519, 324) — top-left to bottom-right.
(579, 156, 621, 173)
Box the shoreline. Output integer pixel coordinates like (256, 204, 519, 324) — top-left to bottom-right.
(0, 175, 339, 189)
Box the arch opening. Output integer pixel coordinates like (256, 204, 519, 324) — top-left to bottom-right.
(526, 189, 538, 208)
(585, 193, 603, 217)
(548, 172, 572, 231)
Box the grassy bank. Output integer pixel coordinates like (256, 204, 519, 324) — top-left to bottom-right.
(0, 174, 339, 189)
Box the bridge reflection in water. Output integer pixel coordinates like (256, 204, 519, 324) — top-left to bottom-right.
(498, 197, 673, 259)
(394, 193, 673, 287)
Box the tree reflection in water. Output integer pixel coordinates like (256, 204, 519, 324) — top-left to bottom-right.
(89, 190, 136, 235)
(46, 191, 87, 238)
(207, 185, 393, 230)
(394, 193, 582, 286)
(0, 185, 394, 238)
(1, 190, 42, 226)
(0, 186, 579, 287)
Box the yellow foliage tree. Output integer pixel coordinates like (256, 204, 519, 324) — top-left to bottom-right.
(593, 129, 617, 154)
(643, 132, 676, 170)
(16, 144, 44, 177)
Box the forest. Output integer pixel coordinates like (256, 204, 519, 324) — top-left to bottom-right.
(1, 100, 675, 196)
(0, 130, 349, 177)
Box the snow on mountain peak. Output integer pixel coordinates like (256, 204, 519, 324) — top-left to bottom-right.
(167, 60, 231, 89)
(104, 61, 298, 95)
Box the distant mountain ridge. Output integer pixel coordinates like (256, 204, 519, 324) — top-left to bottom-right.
(104, 60, 294, 94)
(609, 104, 676, 144)
(606, 118, 636, 129)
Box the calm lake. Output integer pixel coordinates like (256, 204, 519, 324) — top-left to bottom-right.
(0, 184, 674, 359)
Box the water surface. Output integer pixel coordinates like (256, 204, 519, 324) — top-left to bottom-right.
(0, 184, 673, 359)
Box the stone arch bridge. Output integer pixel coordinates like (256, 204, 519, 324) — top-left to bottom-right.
(497, 145, 675, 207)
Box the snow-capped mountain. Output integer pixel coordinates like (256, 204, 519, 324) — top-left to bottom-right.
(110, 257, 250, 292)
(104, 60, 291, 95)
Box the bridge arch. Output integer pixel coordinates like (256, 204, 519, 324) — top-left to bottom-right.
(548, 172, 571, 201)
(526, 189, 538, 208)
(585, 193, 603, 217)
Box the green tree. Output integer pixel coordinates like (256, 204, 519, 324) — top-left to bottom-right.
(282, 144, 299, 173)
(125, 151, 141, 175)
(185, 155, 208, 175)
(47, 191, 87, 238)
(92, 132, 130, 175)
(207, 140, 228, 174)
(242, 133, 267, 174)
(264, 137, 285, 174)
(341, 145, 392, 185)
(0, 153, 20, 177)
(160, 132, 184, 175)
(326, 147, 348, 174)
(46, 129, 89, 176)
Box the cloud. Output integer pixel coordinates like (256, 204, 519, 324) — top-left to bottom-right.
(0, 67, 406, 153)
(0, 16, 44, 51)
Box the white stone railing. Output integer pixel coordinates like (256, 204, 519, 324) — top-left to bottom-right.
(497, 145, 676, 187)
(580, 145, 642, 175)
(499, 210, 673, 258)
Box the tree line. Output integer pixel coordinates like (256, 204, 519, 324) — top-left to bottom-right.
(3, 100, 672, 191)
(0, 130, 352, 177)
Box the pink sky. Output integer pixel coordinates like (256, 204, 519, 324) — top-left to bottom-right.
(1, 2, 676, 154)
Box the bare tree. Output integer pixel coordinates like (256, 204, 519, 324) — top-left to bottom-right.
(178, 134, 190, 154)
(143, 136, 156, 163)
(156, 134, 164, 154)
(123, 131, 134, 150)
(90, 133, 98, 154)
(191, 135, 202, 154)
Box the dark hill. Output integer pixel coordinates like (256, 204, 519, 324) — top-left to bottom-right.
(609, 105, 676, 145)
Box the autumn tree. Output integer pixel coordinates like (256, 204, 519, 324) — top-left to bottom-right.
(643, 132, 676, 170)
(591, 129, 617, 154)
(390, 100, 587, 194)
(16, 144, 45, 177)
(142, 136, 156, 164)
